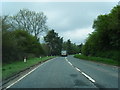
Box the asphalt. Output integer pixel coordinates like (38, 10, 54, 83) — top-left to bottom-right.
(8, 55, 119, 88)
(67, 55, 119, 88)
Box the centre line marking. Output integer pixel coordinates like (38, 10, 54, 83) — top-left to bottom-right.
(68, 62, 72, 66)
(75, 67, 81, 72)
(65, 57, 95, 83)
(81, 72, 95, 83)
(65, 57, 73, 66)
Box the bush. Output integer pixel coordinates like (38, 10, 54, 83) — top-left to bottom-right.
(81, 5, 120, 62)
(2, 30, 45, 63)
(95, 50, 119, 61)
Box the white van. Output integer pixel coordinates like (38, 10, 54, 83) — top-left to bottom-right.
(61, 50, 67, 56)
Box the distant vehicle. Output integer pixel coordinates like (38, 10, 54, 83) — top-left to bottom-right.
(61, 50, 67, 56)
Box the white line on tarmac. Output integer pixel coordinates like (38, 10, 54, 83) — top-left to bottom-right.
(65, 57, 95, 83)
(68, 62, 72, 66)
(6, 58, 56, 89)
(81, 72, 95, 83)
(75, 67, 81, 72)
(65, 57, 73, 66)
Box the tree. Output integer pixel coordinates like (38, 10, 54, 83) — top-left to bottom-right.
(2, 30, 18, 63)
(1, 15, 11, 31)
(41, 43, 50, 56)
(62, 40, 80, 55)
(66, 39, 73, 54)
(77, 43, 83, 53)
(108, 5, 120, 49)
(82, 5, 120, 60)
(13, 30, 45, 57)
(9, 9, 48, 39)
(2, 28, 45, 63)
(44, 29, 63, 55)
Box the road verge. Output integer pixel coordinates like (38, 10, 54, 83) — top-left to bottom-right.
(2, 56, 55, 88)
(74, 54, 119, 66)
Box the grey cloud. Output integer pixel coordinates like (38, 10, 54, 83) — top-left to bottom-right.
(45, 2, 117, 33)
(3, 2, 117, 44)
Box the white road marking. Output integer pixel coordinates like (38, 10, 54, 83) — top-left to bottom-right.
(6, 58, 56, 89)
(65, 57, 73, 66)
(6, 65, 39, 89)
(81, 72, 95, 83)
(68, 62, 72, 66)
(65, 57, 95, 83)
(75, 67, 81, 72)
(65, 57, 68, 62)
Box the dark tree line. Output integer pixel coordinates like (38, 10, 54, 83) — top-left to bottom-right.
(44, 30, 82, 56)
(3, 29, 45, 63)
(44, 30, 63, 56)
(2, 9, 83, 64)
(2, 9, 47, 63)
(62, 39, 82, 55)
(82, 5, 120, 61)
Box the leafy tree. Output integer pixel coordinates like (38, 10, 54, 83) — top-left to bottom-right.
(82, 5, 120, 60)
(66, 39, 73, 54)
(2, 10, 48, 63)
(44, 29, 63, 55)
(13, 30, 45, 57)
(77, 43, 83, 53)
(1, 15, 11, 31)
(62, 40, 81, 55)
(2, 29, 45, 63)
(2, 30, 18, 63)
(2, 15, 18, 63)
(9, 9, 48, 39)
(108, 5, 120, 49)
(41, 43, 50, 56)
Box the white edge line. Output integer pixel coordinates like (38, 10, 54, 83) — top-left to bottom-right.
(81, 72, 95, 83)
(6, 65, 39, 89)
(6, 58, 55, 89)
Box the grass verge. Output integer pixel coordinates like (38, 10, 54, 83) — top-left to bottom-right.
(74, 54, 119, 66)
(2, 56, 55, 80)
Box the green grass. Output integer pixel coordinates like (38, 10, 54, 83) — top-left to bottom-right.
(74, 54, 119, 66)
(2, 56, 55, 80)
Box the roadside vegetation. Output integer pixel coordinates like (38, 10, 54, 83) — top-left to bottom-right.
(2, 4, 119, 80)
(79, 5, 120, 65)
(2, 9, 81, 64)
(2, 56, 55, 80)
(2, 9, 48, 64)
(2, 9, 80, 80)
(74, 54, 119, 66)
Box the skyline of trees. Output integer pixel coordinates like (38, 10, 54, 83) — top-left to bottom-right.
(4, 9, 48, 39)
(2, 11, 82, 63)
(2, 4, 119, 63)
(82, 5, 120, 61)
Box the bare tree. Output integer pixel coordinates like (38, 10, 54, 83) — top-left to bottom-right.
(10, 9, 48, 39)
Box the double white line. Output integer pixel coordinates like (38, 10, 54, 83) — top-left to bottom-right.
(65, 57, 95, 83)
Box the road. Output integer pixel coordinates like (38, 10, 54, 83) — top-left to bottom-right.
(7, 55, 119, 89)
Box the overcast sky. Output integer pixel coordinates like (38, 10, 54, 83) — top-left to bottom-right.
(2, 2, 118, 44)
